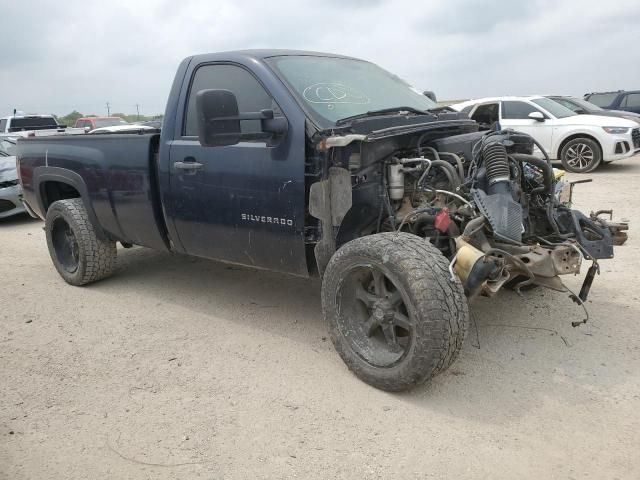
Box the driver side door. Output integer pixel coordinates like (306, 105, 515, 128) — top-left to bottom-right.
(166, 63, 308, 275)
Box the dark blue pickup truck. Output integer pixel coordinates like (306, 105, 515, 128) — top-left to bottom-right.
(17, 50, 623, 391)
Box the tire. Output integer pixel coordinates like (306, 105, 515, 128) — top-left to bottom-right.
(560, 137, 602, 173)
(45, 199, 116, 286)
(321, 232, 469, 391)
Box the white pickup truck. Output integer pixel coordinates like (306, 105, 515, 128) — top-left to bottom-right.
(0, 114, 85, 137)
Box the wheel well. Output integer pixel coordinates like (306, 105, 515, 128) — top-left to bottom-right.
(41, 181, 81, 211)
(557, 133, 602, 159)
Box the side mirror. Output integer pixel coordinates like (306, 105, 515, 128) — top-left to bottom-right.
(84, 126, 90, 133)
(423, 90, 437, 102)
(196, 89, 288, 147)
(196, 89, 242, 147)
(528, 111, 545, 122)
(575, 108, 587, 114)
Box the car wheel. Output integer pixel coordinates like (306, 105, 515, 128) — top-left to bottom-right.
(45, 198, 117, 285)
(560, 138, 602, 173)
(321, 232, 468, 391)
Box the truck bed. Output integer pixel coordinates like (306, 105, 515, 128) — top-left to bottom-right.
(19, 133, 168, 251)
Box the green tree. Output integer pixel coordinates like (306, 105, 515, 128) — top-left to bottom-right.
(56, 110, 84, 127)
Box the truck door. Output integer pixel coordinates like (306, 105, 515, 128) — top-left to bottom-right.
(167, 63, 308, 275)
(500, 100, 554, 154)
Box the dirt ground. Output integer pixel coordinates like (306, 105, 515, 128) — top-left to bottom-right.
(1, 156, 639, 480)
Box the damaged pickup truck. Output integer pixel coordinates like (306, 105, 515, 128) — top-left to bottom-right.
(17, 50, 627, 391)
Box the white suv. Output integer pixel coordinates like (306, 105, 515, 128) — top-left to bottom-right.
(451, 96, 640, 172)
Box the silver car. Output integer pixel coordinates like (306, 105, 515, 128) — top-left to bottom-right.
(0, 137, 25, 219)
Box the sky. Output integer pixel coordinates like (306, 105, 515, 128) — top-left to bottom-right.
(1, 0, 639, 117)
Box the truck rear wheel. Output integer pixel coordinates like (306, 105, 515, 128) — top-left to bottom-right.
(321, 232, 468, 391)
(45, 199, 116, 286)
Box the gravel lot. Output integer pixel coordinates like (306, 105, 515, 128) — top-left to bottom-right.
(1, 156, 639, 479)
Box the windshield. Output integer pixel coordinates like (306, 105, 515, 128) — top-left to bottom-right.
(531, 98, 576, 119)
(568, 97, 603, 111)
(0, 138, 16, 156)
(587, 93, 618, 108)
(554, 97, 603, 112)
(94, 118, 127, 128)
(265, 55, 438, 126)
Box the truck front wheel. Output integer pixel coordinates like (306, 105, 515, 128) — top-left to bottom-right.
(321, 232, 468, 391)
(45, 199, 116, 286)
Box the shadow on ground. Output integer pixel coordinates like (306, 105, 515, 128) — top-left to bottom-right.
(87, 245, 639, 424)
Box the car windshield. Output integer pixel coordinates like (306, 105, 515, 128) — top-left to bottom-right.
(265, 55, 438, 126)
(94, 118, 127, 128)
(0, 138, 16, 156)
(531, 98, 576, 119)
(587, 93, 618, 107)
(568, 97, 603, 111)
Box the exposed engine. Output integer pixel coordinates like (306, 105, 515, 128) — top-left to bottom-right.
(368, 129, 626, 325)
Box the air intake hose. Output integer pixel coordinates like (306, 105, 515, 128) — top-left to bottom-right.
(510, 153, 555, 196)
(483, 142, 510, 194)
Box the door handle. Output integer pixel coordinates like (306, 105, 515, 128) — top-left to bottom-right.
(174, 159, 204, 171)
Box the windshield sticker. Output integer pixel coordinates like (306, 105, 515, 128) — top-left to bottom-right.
(302, 83, 370, 105)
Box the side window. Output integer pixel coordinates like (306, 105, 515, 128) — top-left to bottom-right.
(502, 101, 540, 119)
(470, 103, 499, 125)
(622, 93, 640, 108)
(0, 119, 6, 132)
(184, 64, 280, 137)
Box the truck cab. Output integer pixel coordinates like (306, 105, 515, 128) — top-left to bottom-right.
(158, 51, 312, 275)
(0, 114, 62, 133)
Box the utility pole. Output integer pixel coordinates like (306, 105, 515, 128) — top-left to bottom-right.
(135, 104, 140, 121)
(106, 102, 111, 116)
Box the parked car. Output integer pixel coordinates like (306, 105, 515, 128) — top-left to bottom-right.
(74, 116, 128, 130)
(136, 120, 163, 129)
(451, 96, 640, 172)
(0, 114, 63, 133)
(584, 90, 640, 114)
(547, 95, 640, 124)
(0, 137, 25, 219)
(17, 50, 622, 391)
(89, 124, 157, 134)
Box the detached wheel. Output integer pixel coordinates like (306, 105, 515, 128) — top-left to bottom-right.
(560, 137, 601, 173)
(322, 232, 468, 391)
(45, 198, 116, 285)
